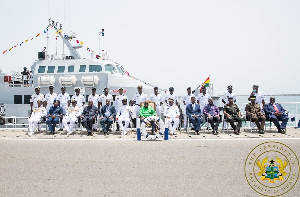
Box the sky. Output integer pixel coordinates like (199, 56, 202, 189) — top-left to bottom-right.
(0, 0, 300, 96)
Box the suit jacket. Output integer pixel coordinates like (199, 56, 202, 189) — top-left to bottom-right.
(186, 103, 201, 118)
(100, 105, 116, 118)
(82, 105, 99, 118)
(263, 103, 285, 119)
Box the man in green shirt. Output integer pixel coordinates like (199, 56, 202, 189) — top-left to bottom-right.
(139, 100, 157, 134)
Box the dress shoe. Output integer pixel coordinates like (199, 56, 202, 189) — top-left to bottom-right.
(259, 130, 264, 134)
(234, 130, 239, 135)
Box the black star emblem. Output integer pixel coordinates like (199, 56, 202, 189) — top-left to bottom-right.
(270, 160, 275, 164)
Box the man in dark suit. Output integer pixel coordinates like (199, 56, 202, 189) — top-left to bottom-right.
(264, 97, 288, 134)
(100, 99, 116, 134)
(82, 100, 99, 136)
(186, 96, 202, 135)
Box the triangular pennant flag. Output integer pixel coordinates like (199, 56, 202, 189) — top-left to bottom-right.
(3, 50, 7, 54)
(36, 33, 40, 37)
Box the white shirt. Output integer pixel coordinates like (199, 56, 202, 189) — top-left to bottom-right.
(31, 106, 47, 118)
(196, 93, 211, 110)
(133, 92, 148, 106)
(99, 94, 113, 106)
(114, 94, 127, 111)
(150, 93, 163, 107)
(165, 92, 178, 103)
(30, 93, 45, 108)
(117, 105, 132, 119)
(88, 94, 100, 108)
(222, 92, 236, 104)
(57, 93, 70, 106)
(71, 94, 85, 107)
(66, 106, 82, 117)
(183, 94, 195, 105)
(253, 91, 264, 104)
(164, 105, 180, 118)
(45, 92, 58, 110)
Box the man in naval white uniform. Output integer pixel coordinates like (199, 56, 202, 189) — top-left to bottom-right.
(62, 99, 82, 136)
(196, 86, 211, 112)
(222, 85, 236, 104)
(99, 87, 113, 107)
(165, 87, 178, 105)
(44, 85, 58, 112)
(28, 99, 47, 136)
(71, 87, 85, 107)
(248, 85, 265, 107)
(183, 87, 195, 128)
(132, 85, 148, 122)
(164, 98, 180, 135)
(57, 86, 70, 115)
(116, 97, 132, 135)
(114, 87, 127, 114)
(57, 87, 70, 131)
(88, 87, 100, 109)
(30, 86, 45, 113)
(150, 87, 163, 119)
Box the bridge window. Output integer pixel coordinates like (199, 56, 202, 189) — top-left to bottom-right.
(47, 66, 55, 73)
(79, 65, 86, 72)
(38, 66, 46, 73)
(104, 64, 117, 74)
(68, 65, 74, 73)
(89, 65, 102, 72)
(57, 66, 65, 73)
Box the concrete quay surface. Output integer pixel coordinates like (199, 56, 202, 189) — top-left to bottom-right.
(0, 128, 299, 196)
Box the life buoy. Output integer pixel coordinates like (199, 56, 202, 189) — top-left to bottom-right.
(140, 116, 165, 140)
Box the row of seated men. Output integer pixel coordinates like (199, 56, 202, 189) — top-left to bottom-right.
(28, 85, 289, 136)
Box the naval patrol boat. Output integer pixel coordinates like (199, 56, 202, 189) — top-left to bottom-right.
(0, 19, 157, 126)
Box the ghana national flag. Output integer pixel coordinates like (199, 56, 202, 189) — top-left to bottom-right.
(202, 76, 210, 87)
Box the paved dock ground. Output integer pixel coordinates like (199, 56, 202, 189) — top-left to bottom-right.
(0, 128, 299, 196)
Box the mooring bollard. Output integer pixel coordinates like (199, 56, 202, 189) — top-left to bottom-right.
(137, 118, 141, 141)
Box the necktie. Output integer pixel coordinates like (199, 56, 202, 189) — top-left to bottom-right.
(273, 104, 279, 113)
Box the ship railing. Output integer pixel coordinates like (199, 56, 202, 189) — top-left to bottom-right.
(4, 74, 33, 88)
(1, 116, 28, 129)
(240, 102, 300, 129)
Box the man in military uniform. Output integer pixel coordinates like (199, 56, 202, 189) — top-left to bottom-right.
(248, 85, 265, 107)
(203, 98, 220, 135)
(62, 100, 82, 136)
(44, 85, 58, 112)
(197, 86, 211, 112)
(245, 95, 266, 134)
(165, 87, 178, 105)
(30, 86, 45, 113)
(150, 87, 163, 119)
(46, 100, 63, 135)
(164, 98, 180, 135)
(133, 85, 148, 126)
(222, 85, 236, 104)
(139, 100, 157, 135)
(116, 97, 132, 135)
(57, 86, 70, 114)
(99, 87, 113, 107)
(223, 97, 242, 135)
(71, 87, 85, 107)
(28, 99, 47, 136)
(114, 87, 127, 131)
(88, 87, 100, 109)
(82, 100, 99, 136)
(100, 99, 116, 135)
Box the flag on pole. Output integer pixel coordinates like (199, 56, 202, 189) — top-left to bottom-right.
(200, 76, 210, 92)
